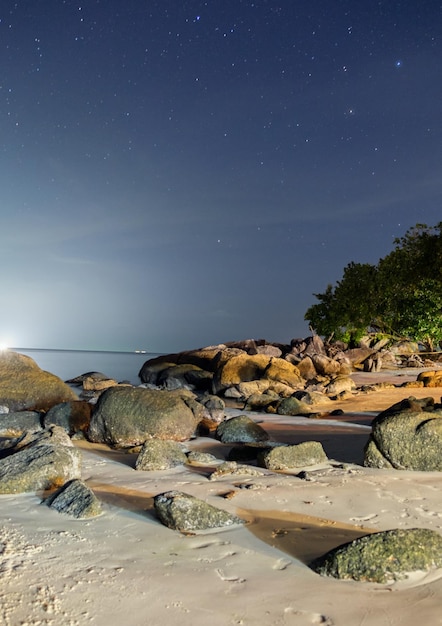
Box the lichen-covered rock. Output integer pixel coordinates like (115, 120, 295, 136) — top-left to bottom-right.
(326, 375, 356, 396)
(44, 401, 92, 435)
(135, 439, 187, 471)
(0, 426, 81, 493)
(258, 441, 328, 470)
(88, 386, 202, 447)
(311, 528, 442, 583)
(154, 490, 244, 532)
(186, 451, 220, 465)
(215, 414, 269, 443)
(0, 351, 78, 412)
(364, 406, 442, 470)
(0, 411, 42, 437)
(209, 460, 265, 480)
(45, 479, 102, 518)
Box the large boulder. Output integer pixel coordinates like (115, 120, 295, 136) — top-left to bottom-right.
(0, 351, 78, 412)
(311, 528, 442, 583)
(364, 398, 442, 470)
(154, 490, 244, 532)
(0, 426, 81, 494)
(88, 386, 203, 447)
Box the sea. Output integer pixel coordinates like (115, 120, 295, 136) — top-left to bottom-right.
(11, 348, 163, 385)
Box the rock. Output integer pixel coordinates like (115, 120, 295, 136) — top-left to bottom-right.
(135, 440, 187, 471)
(263, 358, 304, 389)
(215, 414, 270, 443)
(212, 353, 273, 395)
(296, 356, 317, 381)
(0, 411, 42, 437)
(417, 370, 442, 387)
(256, 344, 282, 357)
(186, 451, 220, 465)
(311, 528, 442, 583)
(45, 479, 102, 518)
(154, 490, 244, 532)
(137, 361, 177, 385)
(198, 394, 225, 427)
(244, 391, 280, 412)
(0, 426, 81, 494)
(302, 335, 327, 356)
(82, 377, 119, 391)
(326, 376, 356, 396)
(209, 461, 265, 480)
(342, 347, 375, 366)
(0, 351, 78, 412)
(88, 386, 203, 447)
(258, 441, 328, 470)
(66, 371, 112, 385)
(364, 400, 442, 470)
(311, 354, 342, 376)
(44, 401, 92, 435)
(276, 396, 316, 416)
(292, 391, 333, 407)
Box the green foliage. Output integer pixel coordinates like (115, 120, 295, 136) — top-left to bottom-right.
(305, 222, 442, 349)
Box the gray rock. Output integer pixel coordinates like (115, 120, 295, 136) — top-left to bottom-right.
(215, 414, 269, 443)
(0, 426, 82, 493)
(276, 396, 316, 416)
(258, 441, 328, 470)
(88, 386, 203, 447)
(0, 411, 42, 437)
(311, 528, 442, 583)
(186, 451, 220, 465)
(44, 401, 92, 435)
(154, 490, 244, 532)
(135, 439, 187, 471)
(45, 479, 102, 518)
(364, 405, 442, 470)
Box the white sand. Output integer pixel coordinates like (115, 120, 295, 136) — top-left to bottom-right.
(2, 372, 442, 626)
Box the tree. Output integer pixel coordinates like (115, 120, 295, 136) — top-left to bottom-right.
(304, 222, 442, 349)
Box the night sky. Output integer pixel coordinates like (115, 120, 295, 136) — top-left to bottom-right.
(1, 1, 441, 352)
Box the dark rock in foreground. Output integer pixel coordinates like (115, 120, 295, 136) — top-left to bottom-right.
(311, 528, 442, 583)
(154, 490, 244, 532)
(45, 479, 102, 518)
(0, 351, 78, 412)
(0, 426, 82, 494)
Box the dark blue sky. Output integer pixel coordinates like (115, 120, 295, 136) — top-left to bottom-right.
(1, 1, 441, 352)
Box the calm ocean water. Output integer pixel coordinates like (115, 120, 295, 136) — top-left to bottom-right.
(12, 349, 162, 385)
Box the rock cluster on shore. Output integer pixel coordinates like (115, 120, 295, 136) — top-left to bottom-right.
(1, 337, 442, 583)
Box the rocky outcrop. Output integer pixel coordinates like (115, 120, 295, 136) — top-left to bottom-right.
(364, 397, 442, 470)
(0, 426, 81, 494)
(88, 386, 203, 447)
(311, 528, 442, 583)
(154, 490, 244, 532)
(417, 370, 442, 387)
(0, 351, 78, 412)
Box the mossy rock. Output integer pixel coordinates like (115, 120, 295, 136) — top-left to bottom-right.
(311, 528, 442, 583)
(258, 441, 328, 470)
(215, 414, 270, 443)
(135, 439, 187, 471)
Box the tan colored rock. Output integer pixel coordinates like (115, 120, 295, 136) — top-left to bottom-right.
(417, 370, 442, 387)
(0, 350, 78, 412)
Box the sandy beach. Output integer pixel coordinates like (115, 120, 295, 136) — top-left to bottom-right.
(1, 368, 442, 625)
